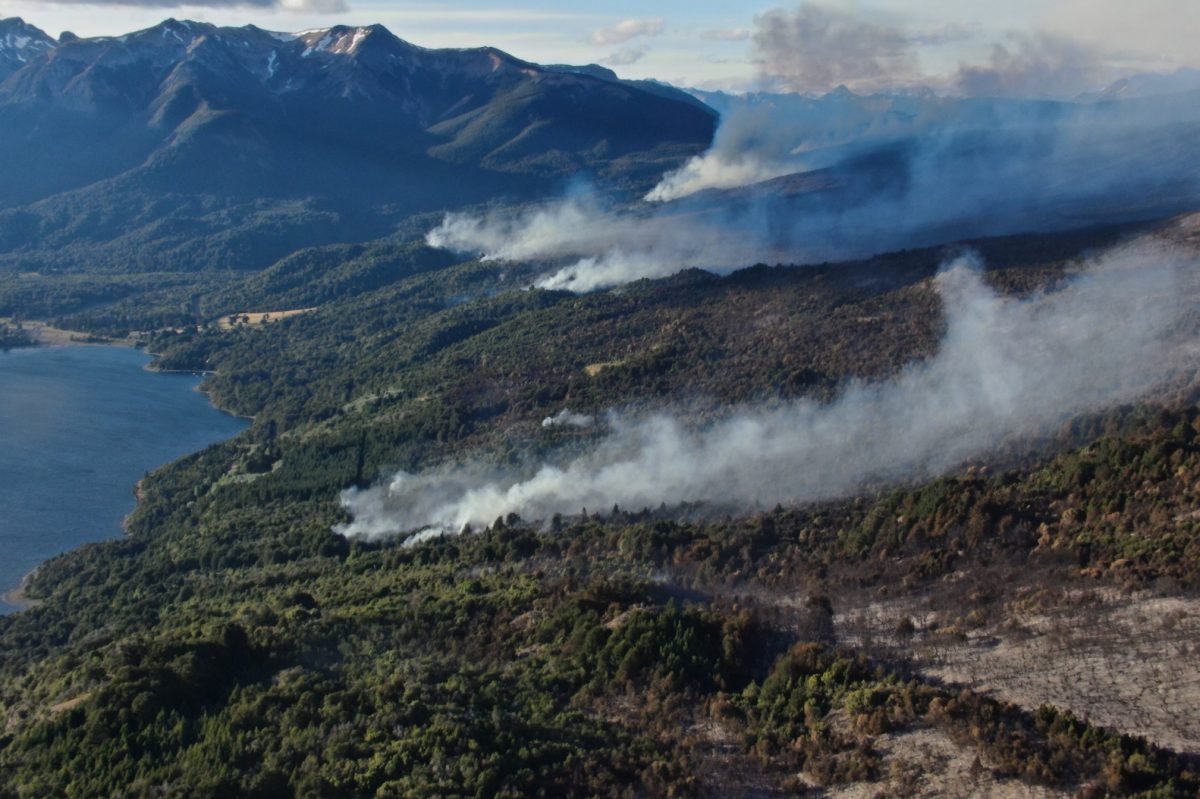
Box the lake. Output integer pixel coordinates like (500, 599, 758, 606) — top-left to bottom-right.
(0, 345, 247, 613)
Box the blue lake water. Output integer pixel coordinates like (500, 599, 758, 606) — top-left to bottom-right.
(0, 346, 247, 613)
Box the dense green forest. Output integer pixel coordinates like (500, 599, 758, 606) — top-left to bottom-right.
(1, 217, 1198, 797)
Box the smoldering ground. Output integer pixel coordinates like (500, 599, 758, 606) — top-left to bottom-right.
(338, 240, 1200, 542)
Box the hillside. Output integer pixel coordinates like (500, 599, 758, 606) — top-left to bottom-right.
(0, 18, 714, 276)
(1, 214, 1198, 797)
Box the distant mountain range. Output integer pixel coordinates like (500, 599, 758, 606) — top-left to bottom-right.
(0, 14, 1197, 279)
(688, 81, 1200, 170)
(1076, 67, 1200, 103)
(0, 17, 714, 273)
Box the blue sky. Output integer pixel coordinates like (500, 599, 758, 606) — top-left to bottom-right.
(3, 0, 1197, 92)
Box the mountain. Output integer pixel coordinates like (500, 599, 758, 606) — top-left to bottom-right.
(0, 18, 715, 272)
(1077, 66, 1200, 103)
(666, 86, 1200, 253)
(0, 18, 55, 80)
(547, 63, 715, 114)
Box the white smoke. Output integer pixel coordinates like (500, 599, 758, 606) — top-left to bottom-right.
(640, 3, 1196, 205)
(542, 409, 594, 428)
(954, 32, 1111, 99)
(643, 89, 930, 203)
(751, 3, 923, 95)
(644, 103, 807, 202)
(644, 152, 795, 202)
(429, 87, 1200, 292)
(338, 241, 1199, 542)
(426, 196, 790, 292)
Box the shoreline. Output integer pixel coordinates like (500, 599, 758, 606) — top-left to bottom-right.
(2, 329, 250, 422)
(150, 366, 256, 423)
(1, 570, 41, 613)
(0, 342, 249, 615)
(0, 318, 137, 349)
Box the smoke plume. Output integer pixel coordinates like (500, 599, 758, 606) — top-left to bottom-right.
(644, 102, 810, 201)
(954, 32, 1110, 99)
(749, 3, 1120, 99)
(421, 4, 1199, 291)
(426, 195, 789, 291)
(338, 241, 1199, 542)
(542, 409, 594, 429)
(428, 87, 1200, 292)
(752, 4, 922, 95)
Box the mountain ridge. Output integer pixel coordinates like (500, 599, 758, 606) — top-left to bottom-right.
(0, 16, 715, 273)
(0, 17, 55, 79)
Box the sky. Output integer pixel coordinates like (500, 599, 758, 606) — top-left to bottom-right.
(1, 0, 1198, 93)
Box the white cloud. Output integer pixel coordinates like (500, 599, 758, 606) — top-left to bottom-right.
(701, 27, 749, 42)
(22, 0, 347, 12)
(603, 45, 647, 66)
(588, 17, 664, 46)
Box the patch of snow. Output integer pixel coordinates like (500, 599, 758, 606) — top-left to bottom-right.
(266, 50, 277, 78)
(348, 27, 369, 53)
(1, 32, 52, 53)
(302, 31, 334, 58)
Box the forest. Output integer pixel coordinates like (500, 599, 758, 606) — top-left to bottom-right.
(1, 215, 1198, 797)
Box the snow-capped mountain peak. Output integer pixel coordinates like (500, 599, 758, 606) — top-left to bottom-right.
(0, 17, 56, 68)
(0, 18, 56, 81)
(297, 25, 389, 58)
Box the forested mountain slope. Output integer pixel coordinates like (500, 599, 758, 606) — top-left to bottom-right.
(2, 216, 1199, 797)
(0, 18, 714, 275)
